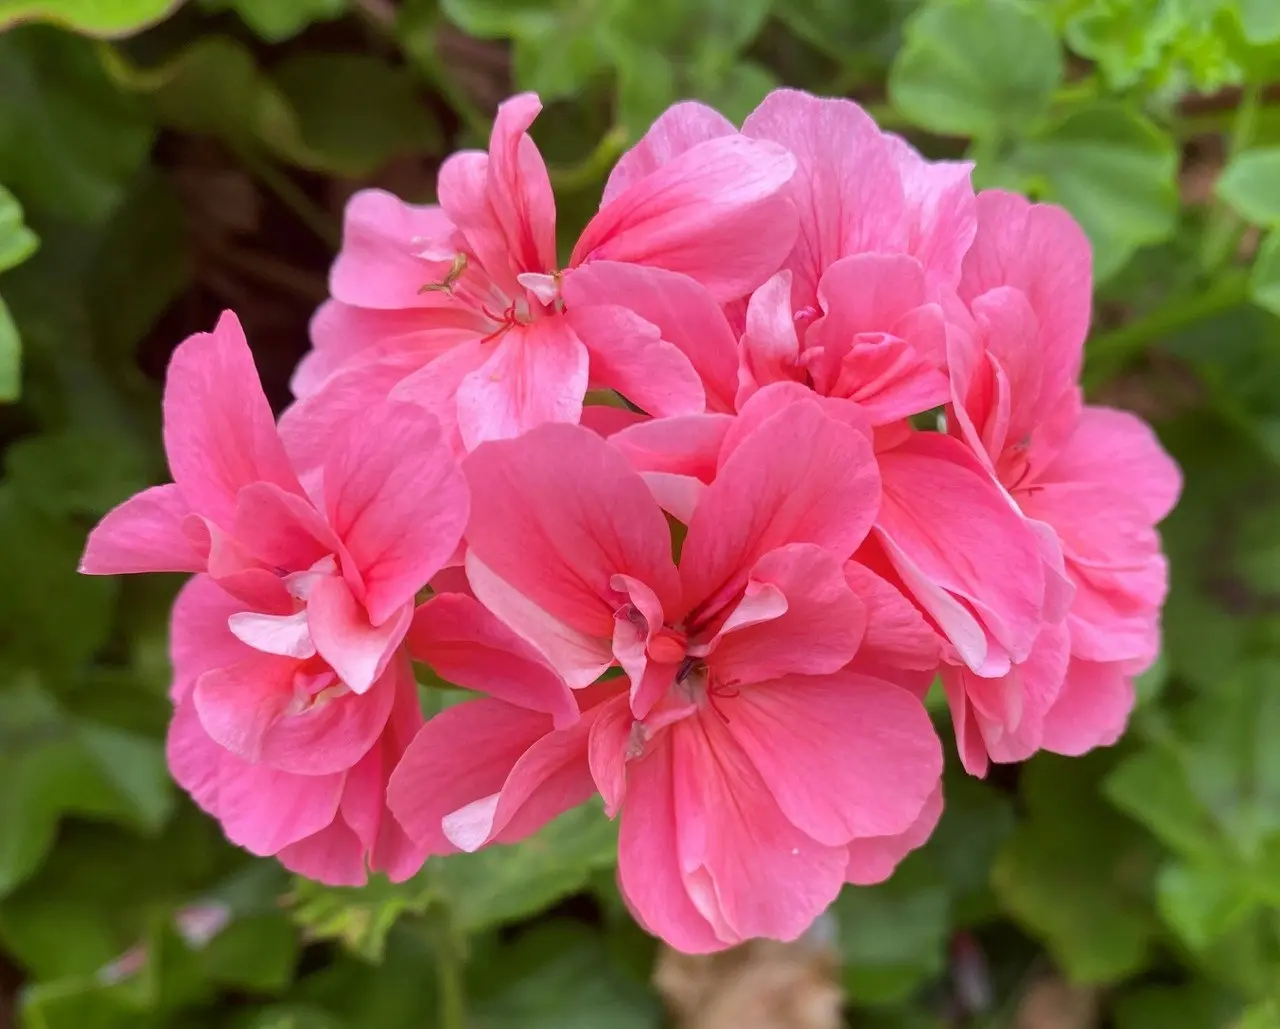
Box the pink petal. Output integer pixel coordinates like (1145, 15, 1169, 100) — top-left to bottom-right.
(463, 422, 681, 638)
(163, 311, 304, 528)
(464, 553, 616, 688)
(724, 671, 942, 846)
(170, 575, 254, 701)
(602, 101, 737, 206)
(193, 652, 298, 762)
(564, 262, 739, 413)
(330, 189, 458, 309)
(711, 544, 866, 685)
(958, 191, 1092, 410)
(845, 784, 944, 885)
(588, 693, 634, 816)
(1037, 405, 1182, 524)
(671, 713, 850, 943)
(608, 413, 733, 484)
(232, 482, 338, 574)
(484, 93, 558, 279)
(572, 136, 799, 302)
(875, 433, 1046, 672)
(720, 381, 874, 462)
(883, 134, 976, 291)
(295, 300, 477, 399)
(738, 271, 803, 406)
(567, 304, 706, 417)
(455, 317, 590, 450)
(1040, 657, 1135, 756)
(280, 351, 426, 492)
(681, 400, 880, 614)
(616, 735, 727, 953)
(227, 609, 315, 659)
(217, 757, 345, 857)
(307, 575, 411, 694)
(80, 484, 204, 575)
(407, 592, 578, 728)
(166, 696, 228, 818)
(391, 339, 493, 454)
(742, 90, 905, 308)
(277, 819, 368, 886)
(386, 697, 557, 852)
(323, 400, 468, 624)
(843, 559, 941, 674)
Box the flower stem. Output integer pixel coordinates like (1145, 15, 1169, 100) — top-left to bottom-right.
(234, 147, 341, 249)
(432, 909, 466, 1029)
(1082, 271, 1251, 390)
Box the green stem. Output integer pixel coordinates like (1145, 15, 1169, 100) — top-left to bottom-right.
(234, 147, 341, 249)
(1082, 271, 1250, 390)
(433, 910, 466, 1029)
(1201, 84, 1262, 274)
(549, 126, 629, 192)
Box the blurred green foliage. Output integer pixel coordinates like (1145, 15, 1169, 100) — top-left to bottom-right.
(1, 0, 1280, 1026)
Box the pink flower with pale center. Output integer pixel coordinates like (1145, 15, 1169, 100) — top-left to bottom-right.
(387, 405, 943, 951)
(942, 191, 1182, 774)
(81, 311, 576, 883)
(285, 92, 799, 462)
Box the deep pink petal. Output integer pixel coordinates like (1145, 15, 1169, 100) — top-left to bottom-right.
(567, 304, 706, 417)
(1037, 405, 1182, 523)
(564, 262, 739, 412)
(232, 482, 338, 573)
(485, 92, 558, 279)
(587, 693, 633, 816)
(217, 757, 345, 857)
(163, 311, 304, 528)
(1040, 656, 1135, 756)
(330, 189, 458, 309)
(170, 575, 254, 701)
(455, 317, 589, 450)
(720, 381, 873, 462)
(407, 592, 578, 727)
(323, 400, 468, 623)
(883, 134, 976, 291)
(681, 401, 880, 614)
(710, 544, 866, 685)
(742, 90, 905, 308)
(167, 696, 228, 818)
(193, 652, 298, 762)
(386, 697, 556, 852)
(572, 136, 799, 302)
(307, 575, 411, 694)
(80, 484, 204, 575)
(671, 713, 849, 943)
(277, 819, 368, 886)
(464, 554, 615, 688)
(958, 191, 1092, 409)
(463, 422, 680, 637)
(845, 784, 943, 885)
(843, 559, 941, 673)
(738, 271, 803, 406)
(608, 413, 732, 485)
(724, 671, 942, 846)
(617, 735, 727, 953)
(875, 433, 1046, 672)
(602, 101, 737, 206)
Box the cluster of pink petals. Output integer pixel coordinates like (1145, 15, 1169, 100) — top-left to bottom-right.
(81, 87, 1180, 951)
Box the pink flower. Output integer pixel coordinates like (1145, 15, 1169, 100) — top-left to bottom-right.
(388, 405, 943, 950)
(944, 192, 1181, 772)
(81, 310, 576, 882)
(289, 93, 798, 457)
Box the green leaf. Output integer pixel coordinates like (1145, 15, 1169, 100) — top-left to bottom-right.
(993, 752, 1158, 983)
(0, 0, 182, 36)
(774, 0, 912, 67)
(1236, 0, 1280, 45)
(835, 860, 950, 1004)
(1241, 1001, 1280, 1029)
(0, 684, 174, 897)
(0, 26, 153, 223)
(6, 428, 152, 518)
(201, 913, 299, 992)
(1009, 103, 1178, 280)
(1156, 859, 1257, 950)
(889, 0, 1062, 139)
(273, 54, 442, 177)
(1250, 230, 1280, 316)
(1113, 982, 1240, 1029)
(206, 0, 348, 41)
(1105, 747, 1225, 864)
(439, 799, 619, 934)
(1218, 147, 1280, 227)
(0, 183, 38, 273)
(0, 292, 19, 402)
(469, 922, 660, 1029)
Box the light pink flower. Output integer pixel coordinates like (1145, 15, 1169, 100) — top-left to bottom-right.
(289, 93, 798, 456)
(388, 408, 943, 950)
(943, 191, 1181, 772)
(81, 310, 576, 882)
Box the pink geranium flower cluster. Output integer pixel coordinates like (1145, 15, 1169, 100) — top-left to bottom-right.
(81, 89, 1181, 953)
